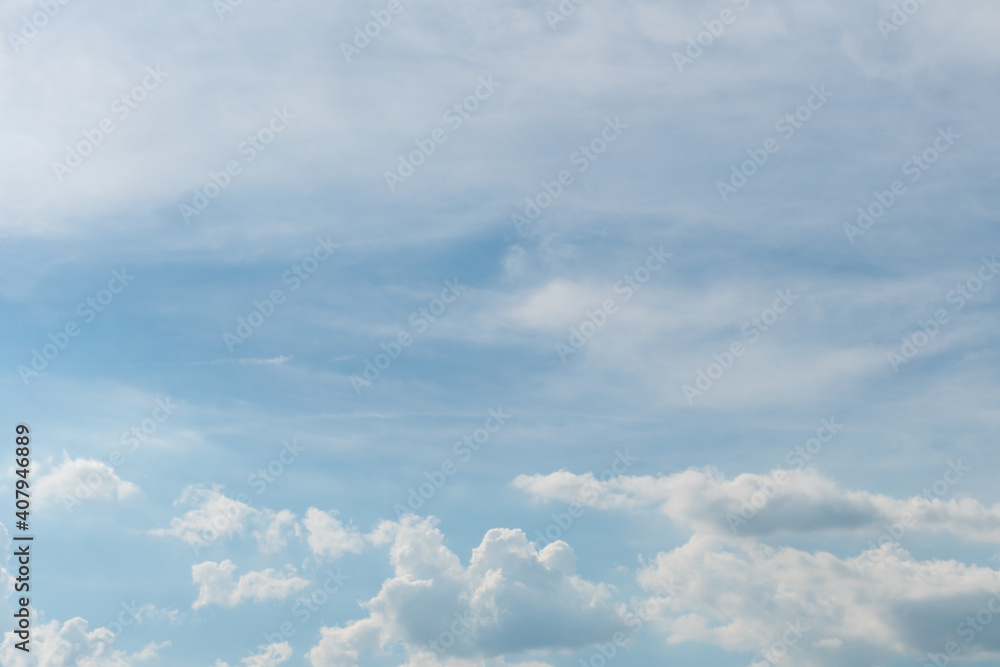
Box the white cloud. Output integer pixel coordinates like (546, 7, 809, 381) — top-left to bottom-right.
(150, 485, 255, 547)
(637, 535, 1000, 667)
(34, 454, 138, 509)
(307, 515, 624, 666)
(505, 279, 602, 331)
(243, 642, 293, 667)
(515, 461, 1000, 665)
(215, 641, 294, 667)
(0, 617, 168, 666)
(512, 464, 1000, 542)
(302, 508, 365, 559)
(191, 560, 309, 609)
(151, 486, 365, 559)
(254, 509, 298, 554)
(0, 2, 995, 667)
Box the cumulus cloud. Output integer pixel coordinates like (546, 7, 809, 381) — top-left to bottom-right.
(191, 560, 309, 609)
(512, 463, 1000, 542)
(302, 508, 365, 559)
(149, 485, 255, 547)
(636, 535, 1000, 667)
(150, 486, 365, 559)
(0, 617, 168, 666)
(514, 460, 1000, 665)
(35, 454, 138, 509)
(306, 515, 624, 666)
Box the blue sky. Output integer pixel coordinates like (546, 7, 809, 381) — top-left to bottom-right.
(1, 0, 999, 665)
